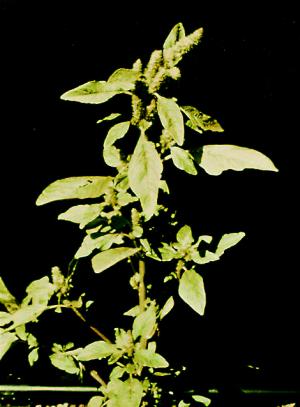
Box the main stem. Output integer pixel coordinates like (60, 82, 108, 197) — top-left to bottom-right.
(138, 260, 146, 313)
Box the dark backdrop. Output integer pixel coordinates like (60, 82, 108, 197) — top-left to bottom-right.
(0, 0, 298, 392)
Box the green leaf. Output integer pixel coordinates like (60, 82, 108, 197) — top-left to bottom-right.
(179, 270, 206, 316)
(157, 96, 184, 146)
(216, 232, 246, 257)
(163, 22, 185, 49)
(97, 113, 121, 124)
(128, 134, 163, 220)
(105, 378, 143, 407)
(23, 276, 55, 306)
(0, 311, 12, 327)
(77, 341, 116, 361)
(0, 277, 18, 311)
(159, 243, 178, 261)
(181, 106, 224, 133)
(171, 147, 197, 175)
(58, 204, 102, 229)
(50, 352, 80, 375)
(107, 68, 139, 90)
(36, 176, 113, 206)
(91, 247, 139, 274)
(191, 250, 219, 265)
(198, 145, 279, 176)
(87, 395, 105, 407)
(160, 296, 175, 320)
(132, 305, 157, 340)
(28, 347, 39, 366)
(178, 401, 190, 407)
(11, 304, 46, 326)
(134, 348, 169, 368)
(103, 121, 130, 167)
(75, 233, 124, 259)
(177, 225, 194, 246)
(0, 332, 18, 360)
(192, 395, 211, 406)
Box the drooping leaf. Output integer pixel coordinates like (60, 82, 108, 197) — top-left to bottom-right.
(75, 233, 124, 259)
(160, 296, 175, 320)
(11, 304, 46, 326)
(58, 204, 102, 229)
(192, 395, 211, 406)
(191, 250, 219, 265)
(176, 225, 194, 246)
(134, 348, 169, 368)
(97, 113, 121, 124)
(157, 96, 184, 146)
(163, 22, 185, 49)
(105, 378, 143, 407)
(128, 134, 163, 220)
(132, 305, 156, 340)
(179, 270, 206, 315)
(0, 332, 18, 360)
(50, 352, 80, 375)
(216, 232, 246, 257)
(181, 106, 224, 133)
(103, 121, 130, 167)
(198, 145, 279, 176)
(171, 147, 197, 175)
(77, 341, 116, 361)
(91, 247, 139, 274)
(36, 176, 113, 206)
(60, 81, 122, 104)
(28, 347, 39, 366)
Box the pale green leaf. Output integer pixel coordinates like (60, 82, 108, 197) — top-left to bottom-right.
(11, 304, 46, 326)
(134, 348, 169, 368)
(75, 233, 123, 259)
(87, 396, 105, 407)
(50, 352, 80, 375)
(23, 276, 55, 306)
(105, 378, 143, 407)
(28, 347, 39, 366)
(157, 96, 184, 146)
(36, 176, 113, 206)
(163, 22, 185, 49)
(178, 401, 190, 407)
(181, 105, 224, 133)
(61, 81, 122, 104)
(179, 270, 206, 315)
(160, 296, 175, 320)
(107, 68, 139, 89)
(191, 250, 219, 265)
(192, 395, 211, 406)
(177, 225, 194, 246)
(77, 341, 116, 361)
(123, 305, 140, 317)
(0, 311, 12, 327)
(91, 247, 139, 274)
(216, 232, 246, 257)
(103, 121, 130, 167)
(171, 147, 197, 175)
(110, 366, 126, 380)
(0, 332, 18, 360)
(0, 277, 18, 311)
(128, 134, 163, 220)
(159, 243, 177, 261)
(58, 204, 102, 229)
(132, 305, 156, 340)
(199, 145, 279, 176)
(97, 113, 121, 124)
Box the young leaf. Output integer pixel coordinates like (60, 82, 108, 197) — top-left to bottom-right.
(58, 204, 102, 229)
(192, 395, 211, 406)
(87, 396, 105, 407)
(177, 225, 194, 246)
(28, 347, 39, 366)
(36, 176, 113, 206)
(171, 147, 197, 175)
(216, 232, 246, 257)
(163, 22, 185, 49)
(160, 296, 175, 320)
(77, 341, 116, 361)
(157, 96, 184, 146)
(61, 80, 122, 104)
(91, 247, 139, 274)
(103, 121, 130, 167)
(50, 352, 80, 375)
(181, 106, 224, 133)
(134, 348, 169, 368)
(128, 134, 163, 220)
(97, 113, 121, 124)
(132, 305, 156, 340)
(105, 378, 143, 407)
(179, 270, 206, 316)
(75, 233, 124, 259)
(198, 145, 279, 176)
(0, 332, 18, 360)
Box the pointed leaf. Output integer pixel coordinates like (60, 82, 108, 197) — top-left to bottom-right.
(134, 348, 169, 368)
(91, 247, 139, 274)
(157, 96, 184, 146)
(132, 305, 156, 340)
(163, 22, 185, 49)
(75, 233, 124, 259)
(216, 232, 246, 257)
(103, 121, 130, 167)
(160, 296, 175, 320)
(28, 347, 39, 366)
(171, 147, 197, 175)
(0, 332, 18, 360)
(0, 277, 17, 310)
(60, 81, 123, 104)
(36, 176, 113, 206)
(182, 106, 224, 133)
(77, 341, 116, 361)
(179, 270, 206, 315)
(199, 145, 279, 176)
(58, 204, 102, 229)
(128, 134, 163, 220)
(192, 395, 211, 406)
(97, 113, 121, 124)
(177, 225, 194, 246)
(107, 68, 139, 90)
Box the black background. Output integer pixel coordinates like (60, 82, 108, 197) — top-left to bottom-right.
(0, 0, 298, 394)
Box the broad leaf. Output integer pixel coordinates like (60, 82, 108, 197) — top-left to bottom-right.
(97, 113, 121, 124)
(58, 204, 102, 229)
(0, 332, 18, 360)
(105, 378, 143, 407)
(11, 304, 46, 326)
(61, 81, 122, 104)
(87, 396, 105, 407)
(216, 232, 246, 257)
(23, 277, 55, 306)
(181, 106, 224, 133)
(0, 311, 12, 327)
(192, 395, 211, 406)
(128, 134, 163, 220)
(132, 305, 156, 340)
(177, 225, 194, 246)
(107, 68, 139, 90)
(199, 145, 279, 175)
(50, 352, 80, 375)
(134, 348, 169, 368)
(75, 234, 124, 259)
(36, 176, 113, 206)
(160, 296, 175, 320)
(171, 147, 197, 175)
(179, 270, 206, 315)
(91, 247, 139, 274)
(77, 341, 116, 361)
(103, 121, 130, 167)
(163, 22, 185, 49)
(157, 96, 184, 146)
